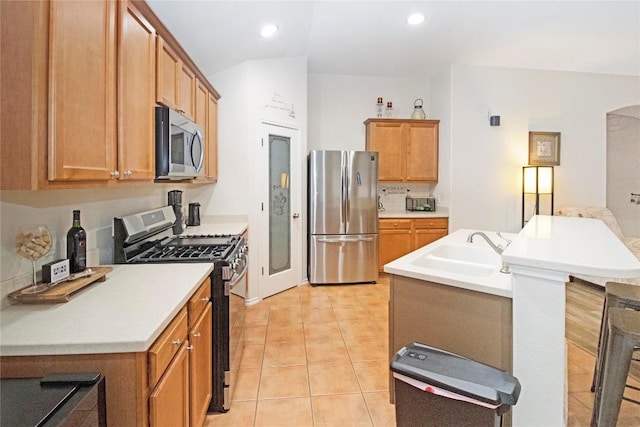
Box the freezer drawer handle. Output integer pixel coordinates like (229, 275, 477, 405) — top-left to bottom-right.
(317, 237, 375, 243)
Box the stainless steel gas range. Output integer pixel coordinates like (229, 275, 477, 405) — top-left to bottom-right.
(113, 206, 247, 413)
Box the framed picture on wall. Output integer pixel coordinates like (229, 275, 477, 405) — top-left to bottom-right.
(529, 131, 561, 166)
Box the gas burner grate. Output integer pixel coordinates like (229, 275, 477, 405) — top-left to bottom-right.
(135, 244, 233, 262)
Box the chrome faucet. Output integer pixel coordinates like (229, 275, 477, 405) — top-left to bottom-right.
(467, 231, 511, 274)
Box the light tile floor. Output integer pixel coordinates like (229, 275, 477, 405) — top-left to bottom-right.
(205, 276, 640, 427)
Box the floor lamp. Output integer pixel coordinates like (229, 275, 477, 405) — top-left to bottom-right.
(522, 166, 554, 228)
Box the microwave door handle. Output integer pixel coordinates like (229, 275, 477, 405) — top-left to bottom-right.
(191, 130, 204, 172)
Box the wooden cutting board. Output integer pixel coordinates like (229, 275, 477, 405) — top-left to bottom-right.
(9, 266, 113, 304)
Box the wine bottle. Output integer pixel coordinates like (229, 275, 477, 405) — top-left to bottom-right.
(66, 210, 87, 273)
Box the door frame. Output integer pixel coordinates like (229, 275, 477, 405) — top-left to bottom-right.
(257, 121, 303, 299)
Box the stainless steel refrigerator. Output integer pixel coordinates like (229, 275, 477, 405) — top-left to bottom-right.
(308, 150, 379, 284)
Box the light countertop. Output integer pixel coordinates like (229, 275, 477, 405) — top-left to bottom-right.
(379, 207, 449, 218)
(0, 263, 212, 356)
(183, 215, 248, 235)
(384, 228, 514, 298)
(384, 215, 640, 300)
(503, 215, 640, 278)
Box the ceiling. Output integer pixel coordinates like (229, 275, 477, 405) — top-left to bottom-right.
(146, 1, 640, 78)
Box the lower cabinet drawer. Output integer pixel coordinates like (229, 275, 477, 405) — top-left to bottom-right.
(148, 307, 188, 389)
(379, 219, 412, 230)
(412, 217, 448, 229)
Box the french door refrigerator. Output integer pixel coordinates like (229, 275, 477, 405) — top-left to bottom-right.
(308, 150, 379, 284)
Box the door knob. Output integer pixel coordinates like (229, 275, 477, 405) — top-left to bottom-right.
(292, 213, 300, 218)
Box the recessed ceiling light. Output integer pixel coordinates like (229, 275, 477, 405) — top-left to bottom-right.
(261, 24, 278, 38)
(407, 13, 425, 25)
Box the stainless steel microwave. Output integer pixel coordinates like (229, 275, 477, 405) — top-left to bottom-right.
(155, 106, 204, 179)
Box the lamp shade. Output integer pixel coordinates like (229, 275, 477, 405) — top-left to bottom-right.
(523, 166, 553, 194)
(523, 167, 538, 193)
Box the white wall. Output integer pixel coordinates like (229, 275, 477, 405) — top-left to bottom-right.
(429, 67, 453, 208)
(450, 64, 640, 233)
(209, 56, 308, 302)
(307, 73, 430, 151)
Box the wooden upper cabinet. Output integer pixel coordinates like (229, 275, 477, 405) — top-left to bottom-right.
(0, 0, 220, 189)
(365, 120, 404, 181)
(156, 35, 180, 110)
(194, 79, 220, 182)
(194, 79, 208, 137)
(205, 93, 219, 181)
(406, 121, 438, 182)
(179, 64, 196, 121)
(47, 0, 117, 181)
(156, 35, 197, 121)
(364, 118, 439, 182)
(118, 1, 156, 180)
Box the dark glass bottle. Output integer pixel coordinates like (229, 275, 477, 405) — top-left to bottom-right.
(66, 210, 87, 273)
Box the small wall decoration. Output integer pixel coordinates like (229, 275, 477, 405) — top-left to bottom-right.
(529, 131, 561, 166)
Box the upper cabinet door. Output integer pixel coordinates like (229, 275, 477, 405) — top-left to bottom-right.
(156, 35, 196, 121)
(205, 92, 219, 181)
(156, 35, 180, 110)
(194, 78, 208, 138)
(118, 1, 156, 180)
(406, 121, 438, 182)
(365, 120, 404, 181)
(178, 64, 196, 121)
(47, 0, 117, 181)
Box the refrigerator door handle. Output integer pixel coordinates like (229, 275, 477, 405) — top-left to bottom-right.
(317, 237, 375, 243)
(342, 152, 349, 230)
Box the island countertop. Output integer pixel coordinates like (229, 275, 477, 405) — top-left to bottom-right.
(384, 228, 514, 298)
(0, 263, 213, 356)
(503, 215, 640, 278)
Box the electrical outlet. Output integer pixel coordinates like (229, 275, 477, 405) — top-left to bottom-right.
(42, 259, 70, 283)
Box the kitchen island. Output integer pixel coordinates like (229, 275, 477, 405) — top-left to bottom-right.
(0, 263, 212, 426)
(385, 215, 640, 426)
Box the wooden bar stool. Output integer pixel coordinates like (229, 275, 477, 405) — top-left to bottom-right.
(591, 307, 640, 426)
(591, 282, 640, 393)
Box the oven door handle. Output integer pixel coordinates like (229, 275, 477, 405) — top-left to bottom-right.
(225, 259, 249, 296)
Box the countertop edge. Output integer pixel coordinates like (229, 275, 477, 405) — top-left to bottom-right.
(0, 264, 214, 356)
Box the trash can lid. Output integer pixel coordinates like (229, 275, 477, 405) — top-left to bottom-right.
(390, 342, 520, 407)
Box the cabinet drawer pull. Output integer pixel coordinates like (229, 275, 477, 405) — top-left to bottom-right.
(193, 332, 201, 339)
(172, 338, 182, 346)
(201, 297, 209, 302)
(187, 345, 194, 351)
(110, 170, 119, 178)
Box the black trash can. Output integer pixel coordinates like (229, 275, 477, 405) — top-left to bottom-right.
(390, 342, 520, 427)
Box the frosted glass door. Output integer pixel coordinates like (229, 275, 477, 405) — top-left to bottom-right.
(269, 134, 291, 274)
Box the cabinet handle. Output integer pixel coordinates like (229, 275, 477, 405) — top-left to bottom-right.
(110, 170, 119, 178)
(172, 338, 182, 346)
(194, 332, 201, 339)
(124, 170, 132, 177)
(187, 345, 194, 351)
(201, 297, 209, 302)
